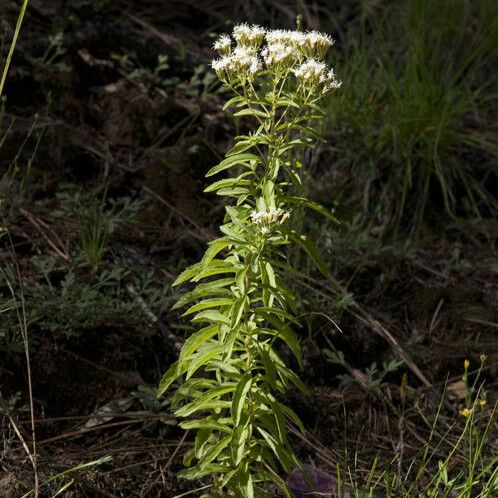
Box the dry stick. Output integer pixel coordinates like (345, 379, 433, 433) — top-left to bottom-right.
(142, 185, 215, 242)
(290, 266, 432, 388)
(36, 419, 153, 446)
(348, 304, 431, 388)
(33, 333, 153, 387)
(126, 283, 182, 351)
(0, 395, 37, 472)
(4, 240, 40, 497)
(19, 207, 70, 261)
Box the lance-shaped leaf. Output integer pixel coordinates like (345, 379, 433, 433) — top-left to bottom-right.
(206, 153, 260, 177)
(284, 195, 338, 223)
(182, 298, 234, 317)
(231, 374, 253, 426)
(177, 463, 228, 480)
(175, 385, 235, 417)
(200, 238, 231, 270)
(172, 277, 234, 310)
(192, 309, 231, 326)
(289, 231, 330, 278)
(231, 418, 251, 465)
(185, 344, 224, 380)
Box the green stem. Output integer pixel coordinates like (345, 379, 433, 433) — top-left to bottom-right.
(0, 0, 30, 99)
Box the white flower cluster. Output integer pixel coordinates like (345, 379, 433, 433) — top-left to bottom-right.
(233, 23, 266, 47)
(294, 59, 341, 90)
(213, 34, 231, 55)
(212, 46, 262, 78)
(266, 29, 333, 58)
(211, 24, 340, 90)
(250, 208, 290, 233)
(261, 42, 295, 67)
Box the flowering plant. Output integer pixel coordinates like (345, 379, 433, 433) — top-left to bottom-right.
(158, 23, 340, 498)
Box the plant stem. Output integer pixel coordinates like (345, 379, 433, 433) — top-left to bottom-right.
(0, 0, 30, 99)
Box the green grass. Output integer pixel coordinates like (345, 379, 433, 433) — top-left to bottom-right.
(328, 366, 497, 498)
(340, 403, 498, 498)
(0, 0, 29, 99)
(329, 0, 498, 234)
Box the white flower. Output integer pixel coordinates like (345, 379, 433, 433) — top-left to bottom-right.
(233, 23, 266, 47)
(302, 31, 334, 57)
(213, 34, 231, 55)
(249, 58, 262, 74)
(250, 208, 289, 231)
(293, 59, 340, 90)
(294, 59, 328, 82)
(266, 29, 334, 59)
(212, 57, 230, 72)
(324, 68, 342, 90)
(262, 42, 295, 67)
(232, 46, 261, 74)
(212, 46, 262, 79)
(266, 29, 303, 46)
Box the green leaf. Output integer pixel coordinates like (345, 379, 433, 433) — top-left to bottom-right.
(182, 298, 233, 317)
(206, 153, 260, 177)
(216, 187, 249, 197)
(255, 307, 297, 324)
(260, 261, 277, 307)
(262, 180, 275, 208)
(226, 140, 255, 156)
(175, 386, 235, 417)
(223, 95, 244, 110)
(230, 295, 247, 328)
(274, 97, 300, 108)
(270, 348, 308, 393)
(192, 310, 231, 326)
(257, 470, 293, 498)
(279, 402, 305, 434)
(222, 324, 242, 362)
(180, 419, 232, 433)
(285, 196, 338, 222)
(290, 231, 330, 278)
(186, 344, 224, 380)
(259, 323, 302, 361)
(231, 419, 250, 465)
(191, 260, 237, 282)
(204, 175, 251, 193)
(176, 378, 218, 399)
(231, 374, 253, 426)
(233, 108, 270, 119)
(199, 436, 231, 465)
(272, 400, 287, 442)
(259, 344, 277, 389)
(239, 470, 254, 498)
(179, 325, 220, 359)
(219, 224, 248, 244)
(172, 278, 234, 310)
(173, 262, 201, 286)
(256, 427, 293, 473)
(177, 464, 228, 480)
(157, 360, 182, 397)
(200, 238, 230, 270)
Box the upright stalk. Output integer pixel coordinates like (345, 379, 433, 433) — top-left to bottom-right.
(158, 24, 340, 497)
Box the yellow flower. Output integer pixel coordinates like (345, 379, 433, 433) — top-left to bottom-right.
(464, 359, 470, 370)
(459, 407, 472, 418)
